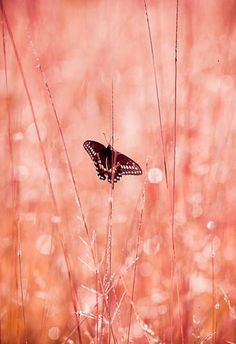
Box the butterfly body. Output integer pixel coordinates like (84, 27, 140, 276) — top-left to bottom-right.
(83, 140, 142, 184)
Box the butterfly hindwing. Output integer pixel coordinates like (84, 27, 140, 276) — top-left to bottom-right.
(116, 152, 143, 176)
(83, 140, 142, 184)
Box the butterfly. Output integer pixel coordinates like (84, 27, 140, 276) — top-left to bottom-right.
(83, 140, 142, 185)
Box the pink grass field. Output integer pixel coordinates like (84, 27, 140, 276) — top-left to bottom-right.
(0, 0, 236, 343)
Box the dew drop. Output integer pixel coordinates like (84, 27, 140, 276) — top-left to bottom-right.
(188, 192, 203, 204)
(24, 212, 36, 223)
(192, 315, 200, 325)
(192, 204, 203, 218)
(207, 221, 216, 230)
(35, 291, 47, 300)
(190, 273, 211, 293)
(14, 165, 29, 181)
(51, 215, 61, 224)
(0, 237, 11, 249)
(25, 122, 47, 143)
(48, 327, 60, 340)
(36, 234, 54, 255)
(158, 305, 168, 315)
(50, 168, 63, 184)
(151, 290, 168, 303)
(108, 196, 113, 203)
(13, 131, 24, 142)
(143, 323, 148, 330)
(143, 236, 160, 255)
(56, 255, 67, 273)
(148, 168, 163, 184)
(133, 322, 143, 337)
(140, 261, 152, 277)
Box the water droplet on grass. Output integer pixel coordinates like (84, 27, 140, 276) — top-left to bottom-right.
(158, 305, 168, 315)
(192, 204, 203, 218)
(207, 221, 216, 230)
(51, 215, 61, 224)
(36, 234, 54, 255)
(14, 165, 29, 181)
(13, 131, 24, 142)
(48, 327, 60, 340)
(148, 167, 163, 183)
(25, 122, 47, 143)
(140, 261, 152, 277)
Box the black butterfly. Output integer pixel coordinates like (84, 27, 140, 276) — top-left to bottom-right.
(83, 140, 142, 185)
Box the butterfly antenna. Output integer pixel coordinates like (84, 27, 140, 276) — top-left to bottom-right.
(111, 79, 114, 149)
(102, 132, 110, 145)
(103, 133, 116, 149)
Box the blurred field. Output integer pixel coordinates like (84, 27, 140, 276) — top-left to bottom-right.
(0, 0, 236, 343)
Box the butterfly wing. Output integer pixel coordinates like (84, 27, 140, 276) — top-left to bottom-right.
(84, 140, 142, 184)
(116, 152, 143, 176)
(83, 140, 109, 180)
(83, 140, 106, 161)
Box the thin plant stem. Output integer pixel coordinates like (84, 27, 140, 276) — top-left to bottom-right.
(211, 237, 216, 344)
(102, 81, 115, 344)
(17, 221, 27, 343)
(1, 11, 14, 341)
(144, 0, 169, 188)
(127, 177, 146, 343)
(170, 0, 180, 343)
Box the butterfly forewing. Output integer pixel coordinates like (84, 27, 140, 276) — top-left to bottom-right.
(83, 140, 142, 184)
(83, 140, 106, 161)
(83, 140, 108, 180)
